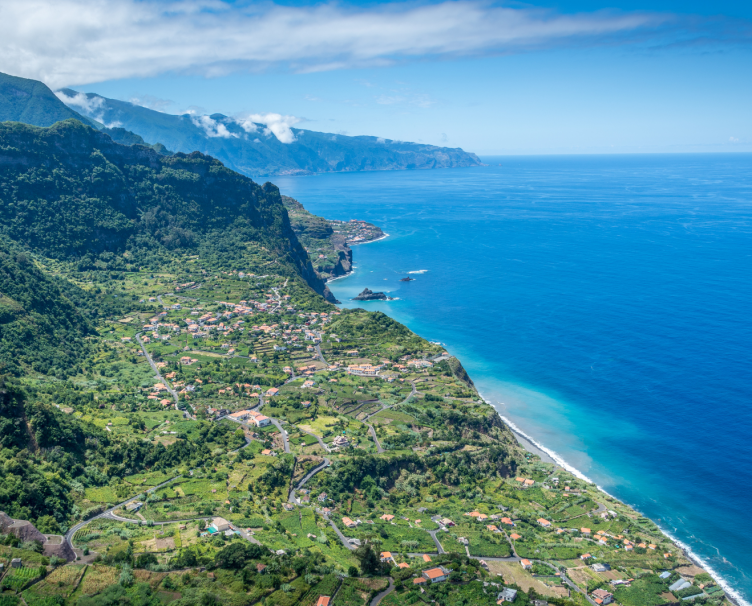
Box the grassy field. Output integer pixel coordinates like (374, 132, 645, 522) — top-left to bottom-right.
(22, 565, 86, 600)
(1, 565, 45, 591)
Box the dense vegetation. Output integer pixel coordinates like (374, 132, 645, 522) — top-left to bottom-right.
(0, 118, 727, 606)
(0, 239, 95, 376)
(0, 119, 335, 301)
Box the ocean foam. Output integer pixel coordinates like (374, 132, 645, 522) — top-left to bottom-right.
(326, 265, 357, 283)
(485, 395, 748, 606)
(407, 269, 428, 274)
(352, 233, 390, 245)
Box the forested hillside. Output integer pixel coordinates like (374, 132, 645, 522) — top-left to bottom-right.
(0, 239, 96, 377)
(0, 119, 726, 606)
(0, 119, 335, 302)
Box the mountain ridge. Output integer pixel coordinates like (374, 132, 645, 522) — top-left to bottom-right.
(57, 88, 483, 177)
(0, 119, 337, 303)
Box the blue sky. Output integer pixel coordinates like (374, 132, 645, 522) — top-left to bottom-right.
(2, 0, 750, 154)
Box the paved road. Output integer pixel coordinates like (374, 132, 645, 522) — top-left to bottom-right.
(325, 515, 355, 551)
(288, 457, 330, 503)
(226, 396, 289, 453)
(364, 381, 417, 421)
(106, 511, 210, 526)
(299, 428, 331, 453)
(65, 475, 182, 552)
(370, 578, 394, 606)
(314, 344, 327, 365)
(66, 434, 257, 555)
(427, 529, 445, 554)
(468, 555, 521, 562)
(557, 565, 599, 606)
(270, 418, 291, 453)
(135, 331, 192, 418)
(503, 529, 518, 558)
(367, 424, 384, 453)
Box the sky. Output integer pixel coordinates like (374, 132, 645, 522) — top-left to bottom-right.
(1, 0, 750, 154)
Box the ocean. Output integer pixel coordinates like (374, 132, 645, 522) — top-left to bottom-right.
(273, 153, 752, 603)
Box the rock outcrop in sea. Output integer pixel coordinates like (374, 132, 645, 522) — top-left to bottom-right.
(353, 288, 392, 301)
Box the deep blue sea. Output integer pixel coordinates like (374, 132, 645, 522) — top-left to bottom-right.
(274, 154, 752, 603)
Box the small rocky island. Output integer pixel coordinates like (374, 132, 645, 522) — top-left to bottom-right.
(400, 277, 415, 282)
(353, 288, 393, 301)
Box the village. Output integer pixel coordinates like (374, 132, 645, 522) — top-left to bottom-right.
(0, 267, 728, 606)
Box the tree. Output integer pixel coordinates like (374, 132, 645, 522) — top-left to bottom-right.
(119, 565, 134, 587)
(35, 515, 61, 534)
(347, 565, 359, 577)
(135, 552, 158, 569)
(215, 542, 268, 570)
(354, 544, 381, 575)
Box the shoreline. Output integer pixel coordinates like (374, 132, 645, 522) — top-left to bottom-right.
(327, 222, 746, 606)
(485, 397, 745, 606)
(326, 266, 356, 283)
(349, 232, 389, 246)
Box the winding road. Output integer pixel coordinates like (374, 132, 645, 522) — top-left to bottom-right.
(363, 381, 417, 421)
(288, 457, 331, 504)
(370, 578, 394, 606)
(367, 424, 384, 453)
(325, 514, 355, 551)
(135, 331, 194, 419)
(64, 475, 182, 553)
(65, 435, 258, 556)
(299, 428, 331, 453)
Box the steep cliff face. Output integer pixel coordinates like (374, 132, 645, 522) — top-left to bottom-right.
(0, 119, 335, 302)
(281, 195, 385, 284)
(330, 234, 353, 277)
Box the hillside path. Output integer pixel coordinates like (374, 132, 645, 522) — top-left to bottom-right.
(288, 457, 330, 504)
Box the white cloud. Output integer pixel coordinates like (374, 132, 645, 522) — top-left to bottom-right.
(0, 0, 678, 88)
(55, 89, 122, 127)
(238, 113, 301, 144)
(55, 90, 103, 114)
(189, 114, 238, 138)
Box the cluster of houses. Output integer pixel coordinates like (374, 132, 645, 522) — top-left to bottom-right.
(330, 219, 383, 245)
(346, 363, 384, 376)
(228, 408, 271, 427)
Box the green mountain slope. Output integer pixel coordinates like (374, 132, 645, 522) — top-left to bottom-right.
(0, 239, 96, 377)
(58, 89, 483, 177)
(0, 72, 98, 127)
(0, 71, 172, 155)
(0, 119, 336, 302)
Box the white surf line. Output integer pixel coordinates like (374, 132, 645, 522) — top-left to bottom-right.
(486, 397, 749, 606)
(350, 233, 390, 246)
(326, 268, 356, 283)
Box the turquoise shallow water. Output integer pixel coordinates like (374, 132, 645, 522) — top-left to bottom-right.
(273, 153, 752, 603)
